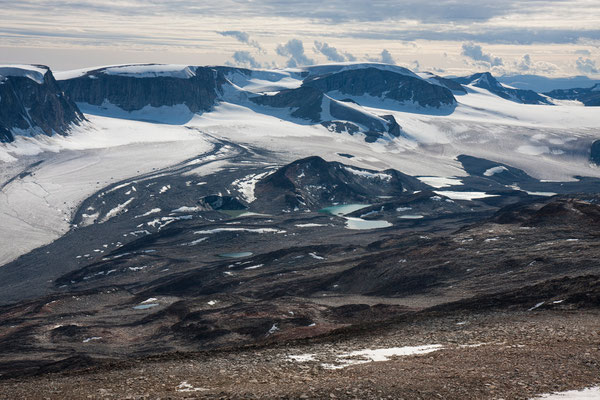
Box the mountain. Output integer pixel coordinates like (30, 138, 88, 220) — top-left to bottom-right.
(249, 86, 403, 141)
(303, 67, 457, 108)
(57, 64, 227, 116)
(3, 61, 600, 398)
(0, 65, 84, 142)
(545, 84, 600, 106)
(497, 74, 600, 92)
(452, 72, 552, 105)
(252, 156, 427, 211)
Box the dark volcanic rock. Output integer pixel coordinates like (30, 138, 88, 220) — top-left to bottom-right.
(545, 84, 600, 106)
(59, 64, 226, 113)
(201, 195, 247, 210)
(457, 155, 537, 185)
(321, 121, 360, 135)
(250, 86, 324, 122)
(303, 67, 456, 108)
(251, 86, 403, 140)
(590, 140, 600, 165)
(452, 72, 552, 105)
(253, 156, 427, 211)
(426, 74, 467, 94)
(0, 65, 84, 142)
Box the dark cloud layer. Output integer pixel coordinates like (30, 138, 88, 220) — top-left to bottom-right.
(8, 0, 570, 23)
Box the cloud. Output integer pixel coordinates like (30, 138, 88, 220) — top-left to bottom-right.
(576, 57, 599, 74)
(366, 49, 396, 64)
(461, 43, 503, 66)
(219, 30, 264, 52)
(276, 39, 315, 67)
(514, 54, 558, 74)
(313, 41, 356, 62)
(575, 49, 591, 55)
(341, 27, 600, 45)
(518, 54, 532, 71)
(380, 49, 396, 64)
(229, 51, 263, 68)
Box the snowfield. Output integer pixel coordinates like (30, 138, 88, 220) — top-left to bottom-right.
(532, 387, 600, 399)
(0, 115, 213, 266)
(0, 64, 48, 84)
(2, 62, 600, 266)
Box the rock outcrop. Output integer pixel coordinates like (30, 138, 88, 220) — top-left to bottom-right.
(545, 84, 600, 106)
(303, 67, 457, 108)
(0, 65, 84, 142)
(452, 72, 552, 105)
(59, 64, 226, 113)
(253, 156, 427, 211)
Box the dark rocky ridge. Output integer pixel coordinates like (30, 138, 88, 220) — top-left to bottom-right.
(452, 72, 552, 105)
(545, 84, 600, 106)
(0, 66, 84, 142)
(303, 67, 457, 108)
(250, 87, 403, 141)
(59, 65, 227, 113)
(252, 156, 427, 211)
(590, 140, 600, 165)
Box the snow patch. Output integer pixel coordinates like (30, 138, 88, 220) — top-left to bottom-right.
(344, 167, 392, 181)
(483, 166, 508, 176)
(0, 65, 47, 84)
(194, 227, 285, 234)
(101, 197, 135, 223)
(532, 387, 600, 399)
(322, 345, 443, 370)
(434, 191, 499, 201)
(417, 176, 463, 188)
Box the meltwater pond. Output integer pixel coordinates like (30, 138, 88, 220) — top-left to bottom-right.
(218, 252, 253, 258)
(345, 217, 392, 230)
(320, 204, 370, 216)
(320, 204, 391, 230)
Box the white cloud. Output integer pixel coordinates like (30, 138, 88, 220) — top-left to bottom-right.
(229, 51, 263, 68)
(219, 31, 264, 52)
(461, 43, 503, 66)
(576, 57, 599, 74)
(276, 39, 315, 67)
(314, 41, 355, 62)
(514, 54, 559, 74)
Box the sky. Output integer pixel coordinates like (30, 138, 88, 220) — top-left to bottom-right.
(1, 0, 599, 77)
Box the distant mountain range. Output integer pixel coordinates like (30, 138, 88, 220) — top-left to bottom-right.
(451, 72, 552, 104)
(497, 74, 600, 92)
(0, 63, 598, 144)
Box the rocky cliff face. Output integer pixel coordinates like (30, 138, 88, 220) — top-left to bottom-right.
(303, 67, 457, 108)
(0, 65, 84, 142)
(452, 72, 552, 105)
(59, 65, 227, 113)
(545, 84, 600, 106)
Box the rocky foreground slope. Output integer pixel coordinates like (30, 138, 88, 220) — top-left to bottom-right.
(0, 150, 599, 398)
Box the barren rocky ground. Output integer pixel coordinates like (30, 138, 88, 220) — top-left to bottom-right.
(1, 310, 599, 399)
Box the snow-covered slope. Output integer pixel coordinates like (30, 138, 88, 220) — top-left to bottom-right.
(452, 72, 552, 105)
(2, 62, 600, 266)
(0, 65, 48, 84)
